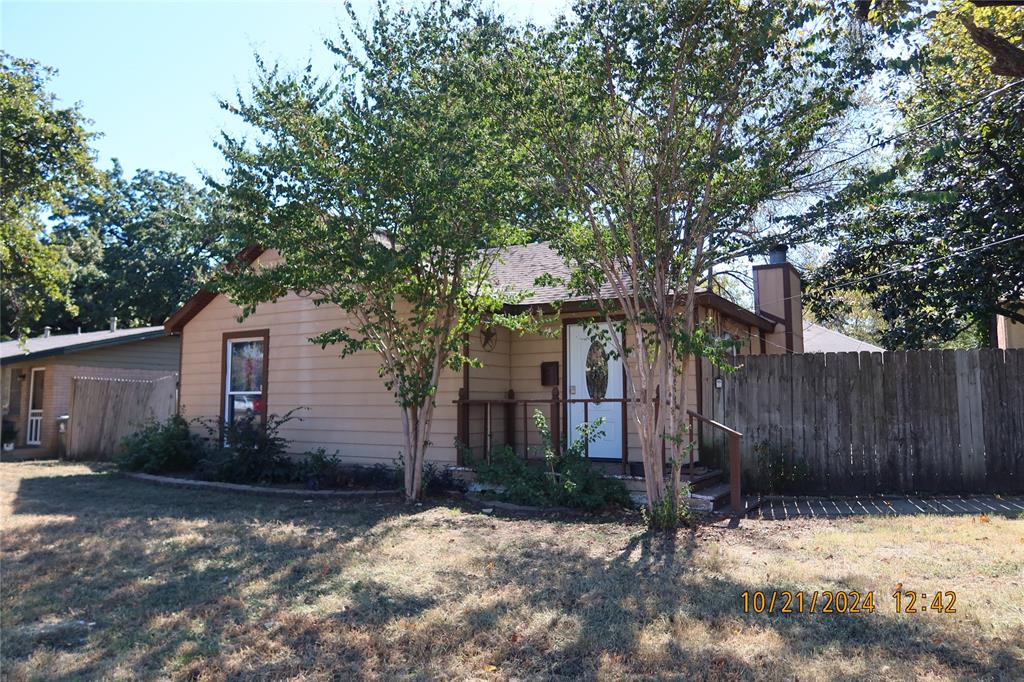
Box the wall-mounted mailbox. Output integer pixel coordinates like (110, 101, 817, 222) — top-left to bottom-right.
(540, 361, 559, 386)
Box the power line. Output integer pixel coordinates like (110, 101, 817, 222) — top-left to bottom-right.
(793, 77, 1024, 184)
(793, 231, 1024, 305)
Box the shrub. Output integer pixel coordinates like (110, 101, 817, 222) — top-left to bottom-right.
(393, 456, 464, 496)
(295, 447, 345, 489)
(117, 415, 203, 474)
(195, 409, 301, 485)
(641, 482, 692, 530)
(472, 410, 632, 511)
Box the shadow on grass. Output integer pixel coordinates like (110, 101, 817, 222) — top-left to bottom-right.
(3, 470, 1021, 679)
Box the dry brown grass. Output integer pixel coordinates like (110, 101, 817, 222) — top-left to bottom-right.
(2, 461, 1022, 681)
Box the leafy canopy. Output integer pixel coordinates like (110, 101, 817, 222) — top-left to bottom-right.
(1, 52, 97, 338)
(44, 161, 240, 331)
(805, 2, 1024, 348)
(214, 0, 538, 410)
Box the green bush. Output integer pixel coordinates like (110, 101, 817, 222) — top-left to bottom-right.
(116, 415, 203, 474)
(641, 483, 692, 530)
(472, 411, 632, 511)
(195, 409, 301, 485)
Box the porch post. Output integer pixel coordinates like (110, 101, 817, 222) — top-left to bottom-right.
(505, 389, 515, 452)
(550, 386, 560, 456)
(457, 387, 468, 465)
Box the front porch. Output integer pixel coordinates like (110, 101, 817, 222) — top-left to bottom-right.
(455, 387, 745, 513)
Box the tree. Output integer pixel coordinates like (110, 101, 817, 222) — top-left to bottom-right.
(213, 1, 539, 501)
(44, 161, 238, 332)
(517, 0, 873, 518)
(1, 52, 96, 338)
(805, 2, 1024, 348)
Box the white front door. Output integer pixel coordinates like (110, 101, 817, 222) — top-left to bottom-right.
(566, 323, 623, 458)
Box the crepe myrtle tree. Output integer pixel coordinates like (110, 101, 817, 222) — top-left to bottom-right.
(517, 0, 874, 519)
(212, 0, 540, 501)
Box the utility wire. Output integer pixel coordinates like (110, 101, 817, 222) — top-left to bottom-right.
(787, 231, 1024, 306)
(793, 77, 1024, 184)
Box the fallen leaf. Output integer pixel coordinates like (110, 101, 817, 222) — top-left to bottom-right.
(483, 664, 498, 672)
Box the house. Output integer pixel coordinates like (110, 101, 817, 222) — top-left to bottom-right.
(1, 323, 180, 458)
(166, 243, 812, 473)
(802, 321, 883, 353)
(994, 308, 1024, 349)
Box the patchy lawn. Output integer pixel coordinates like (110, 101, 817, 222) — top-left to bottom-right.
(2, 462, 1022, 681)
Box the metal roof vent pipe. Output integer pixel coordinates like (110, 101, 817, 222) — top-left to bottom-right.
(110, 317, 118, 332)
(43, 326, 51, 338)
(768, 243, 788, 264)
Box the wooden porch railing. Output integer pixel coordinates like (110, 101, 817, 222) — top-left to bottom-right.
(455, 387, 633, 474)
(687, 409, 743, 513)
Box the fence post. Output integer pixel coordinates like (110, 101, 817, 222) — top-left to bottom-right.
(730, 433, 742, 513)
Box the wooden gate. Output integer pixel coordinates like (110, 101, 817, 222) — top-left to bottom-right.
(700, 349, 1024, 494)
(67, 374, 178, 460)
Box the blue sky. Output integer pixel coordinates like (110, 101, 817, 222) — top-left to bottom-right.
(3, 0, 567, 185)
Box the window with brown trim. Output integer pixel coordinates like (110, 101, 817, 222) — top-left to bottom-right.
(221, 330, 269, 428)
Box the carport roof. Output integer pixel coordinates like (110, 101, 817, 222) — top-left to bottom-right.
(0, 326, 170, 365)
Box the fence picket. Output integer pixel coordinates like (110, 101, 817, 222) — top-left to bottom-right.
(721, 349, 1019, 494)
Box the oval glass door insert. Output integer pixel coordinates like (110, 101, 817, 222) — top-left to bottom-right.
(585, 340, 609, 402)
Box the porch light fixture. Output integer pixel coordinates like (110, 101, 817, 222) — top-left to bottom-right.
(480, 326, 497, 352)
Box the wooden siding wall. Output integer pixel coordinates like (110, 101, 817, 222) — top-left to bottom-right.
(68, 374, 177, 459)
(701, 349, 1024, 494)
(179, 251, 463, 465)
(42, 335, 180, 371)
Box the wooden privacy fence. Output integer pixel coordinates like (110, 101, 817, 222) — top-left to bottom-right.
(700, 349, 1024, 495)
(67, 374, 178, 459)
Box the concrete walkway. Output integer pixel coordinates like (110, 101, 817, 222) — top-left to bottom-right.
(751, 494, 1024, 519)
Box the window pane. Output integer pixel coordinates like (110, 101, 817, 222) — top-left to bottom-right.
(227, 394, 262, 425)
(2, 369, 16, 415)
(229, 341, 263, 392)
(30, 370, 44, 410)
(585, 341, 609, 401)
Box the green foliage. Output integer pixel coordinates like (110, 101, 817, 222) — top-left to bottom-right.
(195, 410, 302, 485)
(116, 415, 203, 474)
(42, 162, 240, 332)
(503, 0, 875, 501)
(804, 3, 1024, 348)
(212, 0, 544, 501)
(1, 52, 97, 338)
(641, 483, 692, 531)
(472, 411, 632, 511)
(297, 449, 405, 491)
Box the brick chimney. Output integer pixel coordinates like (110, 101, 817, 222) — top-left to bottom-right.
(753, 245, 803, 353)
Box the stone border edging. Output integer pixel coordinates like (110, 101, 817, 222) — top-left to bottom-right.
(124, 472, 401, 499)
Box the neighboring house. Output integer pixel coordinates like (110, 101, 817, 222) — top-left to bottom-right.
(802, 320, 883, 353)
(1, 324, 180, 458)
(994, 308, 1024, 349)
(167, 243, 815, 472)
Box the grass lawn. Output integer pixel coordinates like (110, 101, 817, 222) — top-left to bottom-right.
(2, 462, 1022, 681)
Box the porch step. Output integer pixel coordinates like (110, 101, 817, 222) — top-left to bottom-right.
(610, 468, 722, 494)
(688, 483, 731, 512)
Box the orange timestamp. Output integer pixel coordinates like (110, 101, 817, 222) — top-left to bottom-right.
(741, 590, 959, 614)
(741, 590, 876, 614)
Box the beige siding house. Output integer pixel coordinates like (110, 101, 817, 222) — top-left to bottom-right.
(167, 243, 823, 472)
(1, 326, 180, 458)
